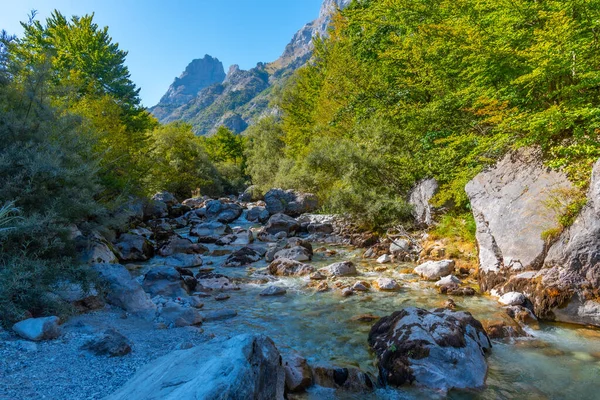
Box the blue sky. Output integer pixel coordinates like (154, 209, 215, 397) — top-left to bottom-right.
(0, 0, 323, 107)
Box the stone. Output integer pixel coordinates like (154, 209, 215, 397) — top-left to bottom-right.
(439, 284, 476, 296)
(264, 213, 300, 236)
(374, 278, 400, 291)
(320, 261, 357, 277)
(414, 260, 455, 280)
(82, 328, 131, 356)
(260, 286, 287, 296)
(465, 148, 573, 280)
(315, 282, 329, 292)
(203, 309, 238, 321)
(377, 254, 392, 264)
(159, 301, 203, 327)
(268, 258, 315, 276)
(204, 199, 243, 223)
(409, 178, 438, 226)
(247, 206, 270, 223)
(196, 275, 239, 291)
(351, 314, 380, 323)
(274, 246, 312, 262)
(310, 271, 326, 280)
(157, 236, 208, 257)
(223, 246, 262, 267)
(264, 188, 319, 216)
(93, 264, 156, 316)
(189, 221, 232, 239)
(352, 281, 369, 291)
(284, 354, 312, 393)
(482, 321, 527, 340)
(311, 365, 374, 392)
(239, 185, 262, 202)
(161, 253, 203, 268)
(390, 239, 411, 254)
(435, 275, 460, 287)
(307, 223, 334, 235)
(152, 191, 178, 206)
(12, 316, 61, 341)
(106, 334, 285, 400)
(498, 292, 526, 306)
(143, 200, 169, 220)
(143, 267, 188, 298)
(77, 232, 118, 265)
(368, 307, 492, 392)
(215, 293, 230, 301)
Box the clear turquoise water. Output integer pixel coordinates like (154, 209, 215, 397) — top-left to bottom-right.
(150, 217, 600, 399)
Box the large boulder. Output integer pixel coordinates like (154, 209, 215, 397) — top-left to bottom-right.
(223, 247, 262, 267)
(205, 200, 243, 223)
(81, 328, 131, 357)
(274, 246, 312, 262)
(151, 191, 178, 206)
(247, 206, 270, 223)
(283, 354, 312, 393)
(465, 148, 573, 282)
(92, 264, 156, 316)
(106, 334, 285, 400)
(143, 267, 189, 298)
(143, 200, 169, 220)
(409, 178, 438, 226)
(239, 185, 263, 202)
(77, 233, 118, 265)
(114, 233, 154, 262)
(368, 307, 491, 392)
(12, 316, 61, 341)
(319, 261, 357, 277)
(158, 301, 203, 327)
(268, 258, 315, 276)
(189, 221, 232, 242)
(264, 189, 318, 216)
(264, 213, 300, 237)
(467, 150, 600, 326)
(157, 236, 208, 257)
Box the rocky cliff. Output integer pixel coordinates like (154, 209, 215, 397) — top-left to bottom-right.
(149, 0, 350, 135)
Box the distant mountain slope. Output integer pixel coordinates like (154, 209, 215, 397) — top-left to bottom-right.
(149, 0, 350, 135)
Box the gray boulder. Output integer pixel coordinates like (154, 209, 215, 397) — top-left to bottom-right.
(368, 307, 491, 392)
(189, 221, 232, 242)
(161, 253, 204, 268)
(143, 200, 169, 220)
(77, 233, 118, 265)
(274, 246, 312, 262)
(106, 334, 285, 400)
(284, 354, 312, 393)
(12, 316, 61, 341)
(93, 264, 156, 316)
(223, 247, 262, 267)
(158, 301, 203, 327)
(157, 236, 208, 257)
(205, 200, 243, 223)
(264, 213, 300, 236)
(152, 191, 178, 206)
(268, 258, 315, 276)
(143, 267, 188, 298)
(320, 261, 357, 277)
(264, 188, 318, 216)
(409, 178, 438, 226)
(82, 328, 131, 357)
(203, 309, 238, 321)
(465, 148, 573, 281)
(247, 206, 270, 223)
(114, 233, 154, 262)
(260, 286, 287, 296)
(414, 260, 455, 280)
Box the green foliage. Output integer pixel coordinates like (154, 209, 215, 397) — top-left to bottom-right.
(146, 122, 224, 199)
(244, 117, 285, 193)
(244, 0, 600, 229)
(201, 126, 247, 193)
(431, 213, 477, 245)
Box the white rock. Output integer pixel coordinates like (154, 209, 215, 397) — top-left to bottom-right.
(498, 292, 526, 306)
(414, 260, 455, 280)
(12, 316, 61, 341)
(435, 275, 460, 287)
(376, 254, 391, 264)
(375, 278, 400, 291)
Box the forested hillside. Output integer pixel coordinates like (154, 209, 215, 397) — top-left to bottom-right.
(246, 0, 600, 228)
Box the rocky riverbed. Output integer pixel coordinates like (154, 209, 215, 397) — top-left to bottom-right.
(2, 189, 600, 399)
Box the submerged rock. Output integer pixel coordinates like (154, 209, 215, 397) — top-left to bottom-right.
(106, 334, 285, 400)
(260, 286, 287, 296)
(368, 307, 491, 392)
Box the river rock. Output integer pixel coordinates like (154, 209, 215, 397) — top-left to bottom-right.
(161, 253, 203, 268)
(205, 199, 243, 223)
(374, 278, 400, 291)
(409, 178, 438, 226)
(12, 316, 61, 341)
(264, 188, 319, 216)
(223, 247, 262, 267)
(106, 334, 285, 400)
(368, 307, 491, 391)
(158, 301, 203, 327)
(274, 246, 312, 262)
(311, 365, 374, 392)
(143, 267, 188, 298)
(215, 293, 230, 301)
(435, 275, 460, 287)
(320, 261, 357, 277)
(77, 232, 119, 264)
(284, 354, 312, 393)
(152, 191, 178, 206)
(143, 200, 169, 220)
(498, 291, 526, 306)
(93, 264, 156, 316)
(268, 258, 315, 276)
(189, 221, 232, 241)
(203, 309, 238, 321)
(390, 239, 411, 254)
(352, 281, 369, 291)
(82, 328, 131, 356)
(239, 185, 262, 202)
(157, 236, 208, 256)
(260, 286, 287, 296)
(196, 275, 239, 291)
(377, 254, 391, 264)
(264, 213, 300, 236)
(307, 223, 334, 235)
(414, 260, 455, 280)
(247, 206, 270, 223)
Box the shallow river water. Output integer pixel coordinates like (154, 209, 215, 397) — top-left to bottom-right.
(148, 216, 600, 399)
